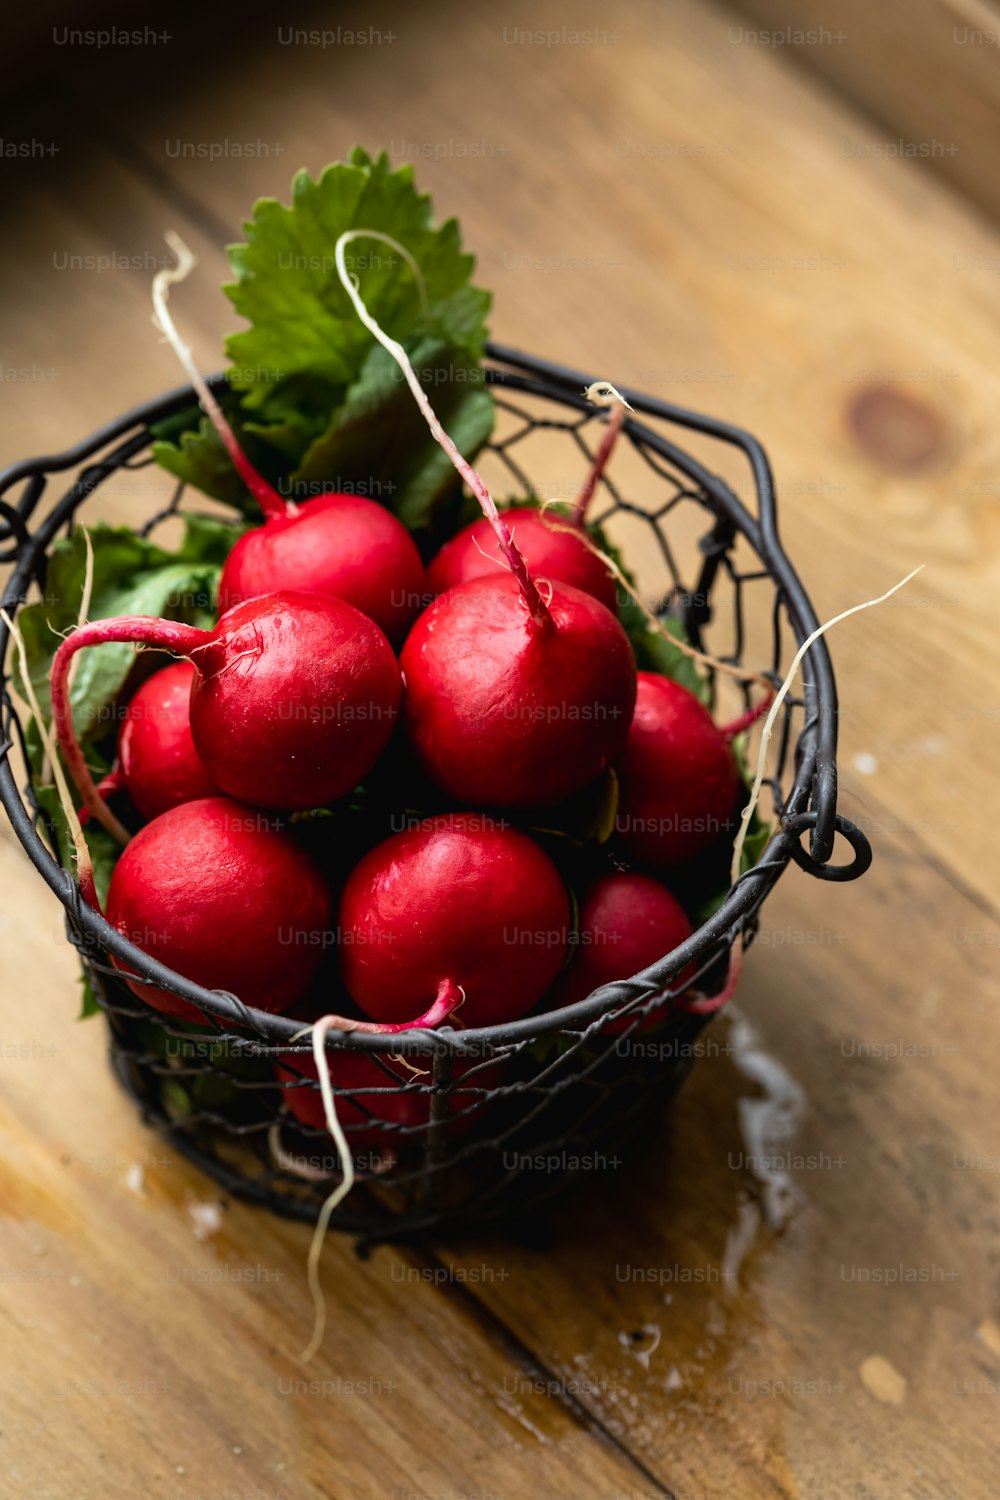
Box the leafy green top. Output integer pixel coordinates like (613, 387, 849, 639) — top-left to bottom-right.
(152, 149, 494, 532)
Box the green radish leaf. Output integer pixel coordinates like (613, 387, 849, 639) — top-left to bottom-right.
(225, 150, 491, 407)
(151, 381, 334, 514)
(152, 151, 494, 522)
(78, 974, 101, 1021)
(625, 609, 710, 703)
(151, 414, 249, 511)
(293, 339, 494, 531)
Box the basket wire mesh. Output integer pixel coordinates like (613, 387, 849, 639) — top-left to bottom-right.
(0, 344, 871, 1245)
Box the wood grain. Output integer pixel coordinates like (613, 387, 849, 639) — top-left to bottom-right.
(1, 0, 999, 1496)
(733, 0, 1000, 219)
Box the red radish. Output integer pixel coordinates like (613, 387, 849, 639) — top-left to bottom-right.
(616, 672, 742, 867)
(51, 591, 401, 827)
(277, 1048, 426, 1142)
(427, 381, 629, 614)
(333, 232, 638, 811)
(338, 814, 571, 1029)
(153, 236, 427, 646)
(428, 508, 618, 614)
(276, 1045, 502, 1145)
(553, 872, 695, 1025)
(219, 492, 427, 647)
(402, 574, 636, 807)
(118, 661, 218, 820)
(104, 796, 331, 1022)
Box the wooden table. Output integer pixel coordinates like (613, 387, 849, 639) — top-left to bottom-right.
(2, 2, 998, 1495)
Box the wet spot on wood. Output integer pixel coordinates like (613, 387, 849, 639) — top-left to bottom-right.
(846, 386, 949, 473)
(859, 1354, 907, 1406)
(975, 1318, 1000, 1359)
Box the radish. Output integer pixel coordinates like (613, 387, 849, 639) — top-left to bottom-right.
(276, 1043, 501, 1146)
(153, 235, 427, 646)
(428, 508, 618, 614)
(51, 591, 402, 827)
(104, 796, 331, 1022)
(118, 661, 218, 820)
(334, 232, 637, 810)
(616, 672, 742, 867)
(426, 382, 628, 614)
(553, 872, 695, 1026)
(402, 574, 635, 807)
(338, 814, 570, 1029)
(219, 491, 427, 646)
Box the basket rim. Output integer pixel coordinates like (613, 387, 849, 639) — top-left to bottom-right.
(0, 344, 855, 1054)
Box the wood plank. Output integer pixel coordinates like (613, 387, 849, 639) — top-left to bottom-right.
(0, 1, 998, 1497)
(0, 829, 664, 1500)
(733, 0, 1000, 220)
(56, 0, 1000, 911)
(436, 811, 1000, 1499)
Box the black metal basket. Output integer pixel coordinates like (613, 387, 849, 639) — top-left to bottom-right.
(0, 344, 871, 1247)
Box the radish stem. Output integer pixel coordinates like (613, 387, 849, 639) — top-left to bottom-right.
(681, 941, 744, 1018)
(334, 230, 552, 631)
(3, 608, 97, 906)
(51, 616, 210, 844)
(572, 382, 631, 524)
(719, 690, 776, 741)
(152, 231, 292, 520)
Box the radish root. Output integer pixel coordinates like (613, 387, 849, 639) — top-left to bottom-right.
(153, 232, 291, 520)
(545, 519, 772, 689)
(3, 608, 97, 906)
(333, 229, 553, 631)
(730, 566, 924, 884)
(294, 980, 464, 1363)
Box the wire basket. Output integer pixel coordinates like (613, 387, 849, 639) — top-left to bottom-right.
(0, 344, 871, 1247)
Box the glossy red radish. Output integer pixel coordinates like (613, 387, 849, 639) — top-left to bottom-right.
(153, 235, 427, 645)
(332, 231, 637, 810)
(118, 660, 218, 820)
(428, 507, 618, 613)
(338, 814, 570, 1029)
(276, 1043, 502, 1145)
(51, 591, 401, 829)
(553, 872, 695, 1026)
(104, 795, 331, 1022)
(219, 490, 426, 645)
(427, 382, 628, 614)
(402, 574, 636, 807)
(615, 672, 742, 867)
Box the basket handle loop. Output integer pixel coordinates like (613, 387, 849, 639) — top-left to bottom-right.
(781, 811, 872, 883)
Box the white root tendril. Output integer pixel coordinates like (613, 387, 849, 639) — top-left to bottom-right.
(730, 566, 924, 885)
(584, 381, 634, 412)
(152, 232, 288, 517)
(2, 608, 93, 891)
(152, 233, 220, 438)
(333, 229, 551, 628)
(267, 1123, 337, 1183)
(545, 520, 771, 688)
(297, 1015, 358, 1365)
(572, 382, 632, 522)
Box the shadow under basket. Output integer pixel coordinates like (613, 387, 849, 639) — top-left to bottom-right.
(0, 343, 872, 1247)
